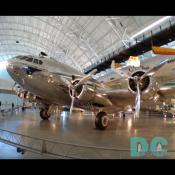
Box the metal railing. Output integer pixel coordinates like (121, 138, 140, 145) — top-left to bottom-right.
(0, 128, 132, 159)
(0, 128, 175, 159)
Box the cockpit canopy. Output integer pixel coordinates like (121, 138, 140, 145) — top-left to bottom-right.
(16, 56, 43, 65)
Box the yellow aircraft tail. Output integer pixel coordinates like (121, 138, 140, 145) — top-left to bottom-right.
(152, 46, 175, 55)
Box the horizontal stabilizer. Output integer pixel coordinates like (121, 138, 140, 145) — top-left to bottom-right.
(152, 46, 175, 55)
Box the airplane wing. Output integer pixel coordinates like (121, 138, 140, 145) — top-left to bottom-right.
(41, 69, 106, 90)
(157, 83, 175, 102)
(103, 88, 135, 110)
(105, 89, 133, 99)
(147, 47, 175, 84)
(49, 71, 83, 79)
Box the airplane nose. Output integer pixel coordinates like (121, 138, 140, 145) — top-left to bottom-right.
(6, 62, 13, 70)
(6, 57, 17, 74)
(6, 59, 13, 71)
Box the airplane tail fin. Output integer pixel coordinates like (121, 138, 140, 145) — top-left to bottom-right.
(152, 46, 175, 55)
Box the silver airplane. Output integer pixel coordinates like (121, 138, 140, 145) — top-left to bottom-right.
(5, 48, 175, 130)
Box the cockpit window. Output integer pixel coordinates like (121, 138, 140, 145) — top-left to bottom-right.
(19, 57, 26, 60)
(38, 60, 43, 65)
(33, 59, 38, 64)
(15, 56, 23, 60)
(26, 57, 33, 62)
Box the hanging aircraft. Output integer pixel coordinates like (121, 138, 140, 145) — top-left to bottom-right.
(5, 47, 175, 130)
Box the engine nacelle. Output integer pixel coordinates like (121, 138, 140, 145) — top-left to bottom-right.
(128, 70, 159, 101)
(128, 70, 150, 94)
(69, 79, 97, 102)
(69, 79, 112, 107)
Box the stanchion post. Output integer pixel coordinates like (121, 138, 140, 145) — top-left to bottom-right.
(42, 140, 47, 153)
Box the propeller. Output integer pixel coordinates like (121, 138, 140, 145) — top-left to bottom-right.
(140, 59, 169, 80)
(69, 88, 75, 115)
(111, 60, 142, 117)
(134, 78, 141, 118)
(69, 69, 97, 115)
(130, 60, 170, 117)
(73, 69, 97, 89)
(131, 60, 170, 117)
(131, 58, 169, 117)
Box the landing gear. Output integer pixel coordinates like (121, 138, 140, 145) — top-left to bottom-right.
(40, 108, 51, 120)
(123, 112, 126, 120)
(95, 111, 109, 130)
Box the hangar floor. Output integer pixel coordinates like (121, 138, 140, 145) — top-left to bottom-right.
(0, 108, 175, 159)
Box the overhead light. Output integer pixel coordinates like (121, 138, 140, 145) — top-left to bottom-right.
(131, 16, 172, 39)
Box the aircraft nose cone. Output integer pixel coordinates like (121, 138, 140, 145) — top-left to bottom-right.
(6, 60, 13, 71)
(6, 57, 18, 74)
(6, 63, 13, 71)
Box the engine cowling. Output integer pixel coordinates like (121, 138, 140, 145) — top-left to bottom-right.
(69, 79, 112, 107)
(69, 79, 97, 102)
(128, 70, 151, 94)
(128, 70, 159, 101)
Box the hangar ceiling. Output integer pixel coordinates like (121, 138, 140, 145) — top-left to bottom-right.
(0, 16, 165, 71)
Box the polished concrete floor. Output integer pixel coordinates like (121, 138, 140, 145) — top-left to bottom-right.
(0, 108, 175, 159)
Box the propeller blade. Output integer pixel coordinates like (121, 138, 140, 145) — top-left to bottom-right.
(69, 89, 75, 115)
(134, 81, 141, 118)
(141, 59, 169, 80)
(75, 69, 97, 88)
(69, 70, 97, 115)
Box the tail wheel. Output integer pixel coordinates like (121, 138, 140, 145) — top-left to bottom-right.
(40, 108, 51, 120)
(95, 111, 109, 130)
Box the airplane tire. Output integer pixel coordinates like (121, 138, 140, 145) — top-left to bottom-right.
(95, 112, 109, 130)
(40, 109, 51, 120)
